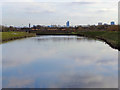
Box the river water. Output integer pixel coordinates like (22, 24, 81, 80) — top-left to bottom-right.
(2, 35, 118, 88)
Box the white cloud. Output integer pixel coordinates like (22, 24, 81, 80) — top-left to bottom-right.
(0, 0, 119, 2)
(1, 1, 118, 25)
(25, 3, 56, 14)
(96, 8, 117, 13)
(0, 0, 34, 2)
(74, 0, 101, 2)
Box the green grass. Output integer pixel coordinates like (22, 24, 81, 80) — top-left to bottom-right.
(77, 31, 119, 49)
(1, 32, 36, 43)
(71, 32, 77, 34)
(1, 31, 119, 50)
(34, 30, 119, 50)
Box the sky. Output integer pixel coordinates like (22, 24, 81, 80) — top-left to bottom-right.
(0, 0, 119, 27)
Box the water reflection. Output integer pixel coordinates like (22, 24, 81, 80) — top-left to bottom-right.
(2, 36, 118, 88)
(33, 36, 97, 42)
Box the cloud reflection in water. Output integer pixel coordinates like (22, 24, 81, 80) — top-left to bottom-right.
(2, 36, 118, 88)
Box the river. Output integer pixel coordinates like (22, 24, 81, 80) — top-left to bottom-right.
(2, 35, 118, 88)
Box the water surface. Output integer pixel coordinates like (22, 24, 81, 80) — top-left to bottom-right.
(2, 36, 118, 88)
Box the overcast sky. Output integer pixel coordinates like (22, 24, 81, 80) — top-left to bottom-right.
(0, 0, 119, 27)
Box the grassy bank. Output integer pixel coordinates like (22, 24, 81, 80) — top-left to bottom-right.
(76, 31, 119, 50)
(1, 32, 36, 43)
(33, 30, 119, 50)
(1, 31, 119, 50)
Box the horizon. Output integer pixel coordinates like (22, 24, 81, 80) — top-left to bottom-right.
(1, 0, 119, 27)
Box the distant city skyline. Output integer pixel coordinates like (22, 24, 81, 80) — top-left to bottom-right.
(1, 0, 118, 26)
(3, 20, 117, 28)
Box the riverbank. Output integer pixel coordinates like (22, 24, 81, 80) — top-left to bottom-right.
(1, 32, 36, 43)
(1, 31, 119, 51)
(33, 30, 119, 50)
(76, 31, 119, 51)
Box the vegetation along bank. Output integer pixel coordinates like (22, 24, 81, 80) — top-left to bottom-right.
(1, 32, 36, 43)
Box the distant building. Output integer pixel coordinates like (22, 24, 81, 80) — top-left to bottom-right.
(33, 25, 36, 29)
(66, 21, 69, 27)
(51, 25, 57, 27)
(29, 23, 31, 28)
(98, 22, 102, 25)
(104, 23, 108, 25)
(33, 25, 36, 27)
(111, 21, 115, 25)
(47, 26, 51, 27)
(58, 25, 61, 27)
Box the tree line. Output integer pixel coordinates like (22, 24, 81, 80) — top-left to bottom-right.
(1, 25, 119, 32)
